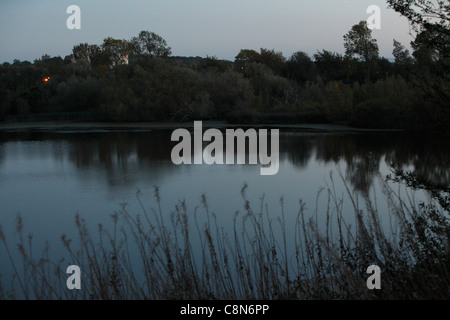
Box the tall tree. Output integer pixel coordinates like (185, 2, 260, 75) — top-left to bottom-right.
(388, 0, 449, 113)
(72, 43, 108, 68)
(235, 48, 285, 74)
(313, 50, 348, 81)
(101, 37, 133, 67)
(343, 21, 379, 80)
(235, 49, 260, 64)
(387, 0, 449, 60)
(131, 31, 171, 57)
(393, 39, 413, 64)
(72, 43, 92, 62)
(258, 48, 285, 75)
(284, 51, 315, 83)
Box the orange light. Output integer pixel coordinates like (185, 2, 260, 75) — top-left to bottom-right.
(43, 76, 51, 82)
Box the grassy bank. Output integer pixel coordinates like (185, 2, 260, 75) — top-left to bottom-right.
(0, 170, 449, 300)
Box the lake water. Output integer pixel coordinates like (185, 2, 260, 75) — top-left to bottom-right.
(0, 123, 449, 295)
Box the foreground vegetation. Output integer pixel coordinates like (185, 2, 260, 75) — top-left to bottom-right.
(0, 169, 448, 300)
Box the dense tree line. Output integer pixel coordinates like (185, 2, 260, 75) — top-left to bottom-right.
(0, 11, 448, 133)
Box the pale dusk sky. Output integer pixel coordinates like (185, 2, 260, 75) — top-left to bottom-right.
(0, 0, 414, 63)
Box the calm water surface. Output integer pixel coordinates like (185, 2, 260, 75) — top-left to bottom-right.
(1, 126, 449, 285)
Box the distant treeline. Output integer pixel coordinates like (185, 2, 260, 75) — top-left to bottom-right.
(0, 22, 448, 133)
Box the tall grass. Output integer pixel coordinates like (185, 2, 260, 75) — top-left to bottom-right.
(0, 171, 448, 300)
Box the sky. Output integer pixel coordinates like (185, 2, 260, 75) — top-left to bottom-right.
(0, 0, 415, 63)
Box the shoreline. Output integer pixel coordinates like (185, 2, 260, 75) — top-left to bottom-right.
(0, 120, 404, 133)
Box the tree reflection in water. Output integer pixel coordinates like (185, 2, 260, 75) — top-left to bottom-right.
(0, 129, 448, 193)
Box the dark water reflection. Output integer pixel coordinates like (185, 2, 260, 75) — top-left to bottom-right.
(282, 132, 450, 191)
(1, 128, 449, 234)
(0, 127, 449, 293)
(0, 129, 449, 196)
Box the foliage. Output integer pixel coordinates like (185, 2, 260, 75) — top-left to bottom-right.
(284, 51, 316, 83)
(343, 21, 379, 64)
(235, 48, 285, 75)
(101, 37, 134, 67)
(393, 39, 413, 65)
(387, 0, 450, 134)
(131, 31, 172, 58)
(0, 23, 448, 133)
(386, 0, 450, 34)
